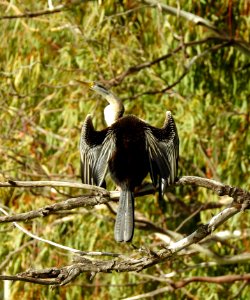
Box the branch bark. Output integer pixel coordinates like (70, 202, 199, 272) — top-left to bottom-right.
(0, 5, 66, 20)
(0, 176, 249, 224)
(0, 203, 247, 286)
(0, 176, 249, 286)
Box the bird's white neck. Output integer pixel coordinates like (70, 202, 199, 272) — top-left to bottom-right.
(104, 104, 119, 126)
(103, 93, 124, 126)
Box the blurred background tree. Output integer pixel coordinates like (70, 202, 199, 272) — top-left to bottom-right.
(0, 0, 249, 299)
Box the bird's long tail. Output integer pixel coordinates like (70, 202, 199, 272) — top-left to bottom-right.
(114, 189, 134, 242)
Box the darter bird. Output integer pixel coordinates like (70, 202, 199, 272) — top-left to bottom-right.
(78, 81, 179, 242)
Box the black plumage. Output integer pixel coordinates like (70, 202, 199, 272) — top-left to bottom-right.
(80, 112, 179, 242)
(79, 81, 179, 242)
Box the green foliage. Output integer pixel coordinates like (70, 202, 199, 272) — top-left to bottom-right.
(0, 0, 249, 299)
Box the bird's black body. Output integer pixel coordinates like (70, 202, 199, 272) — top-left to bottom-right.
(80, 113, 179, 242)
(107, 117, 151, 242)
(108, 116, 149, 190)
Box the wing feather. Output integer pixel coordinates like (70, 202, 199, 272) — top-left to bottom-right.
(79, 115, 112, 186)
(145, 111, 179, 191)
(93, 130, 116, 186)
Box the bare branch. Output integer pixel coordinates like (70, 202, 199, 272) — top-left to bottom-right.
(141, 0, 250, 56)
(106, 44, 183, 86)
(0, 176, 249, 224)
(0, 176, 249, 285)
(172, 274, 250, 288)
(103, 38, 230, 87)
(0, 180, 107, 193)
(0, 203, 248, 285)
(0, 5, 66, 20)
(0, 207, 120, 257)
(0, 194, 110, 224)
(128, 42, 232, 98)
(176, 176, 250, 205)
(1, 175, 248, 200)
(142, 0, 221, 34)
(124, 274, 250, 299)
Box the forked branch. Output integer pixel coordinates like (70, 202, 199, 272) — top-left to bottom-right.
(0, 176, 249, 285)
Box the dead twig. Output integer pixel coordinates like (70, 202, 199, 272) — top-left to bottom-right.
(0, 5, 66, 20)
(0, 176, 249, 285)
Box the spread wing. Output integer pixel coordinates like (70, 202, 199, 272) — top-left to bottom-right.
(145, 111, 179, 192)
(80, 115, 115, 186)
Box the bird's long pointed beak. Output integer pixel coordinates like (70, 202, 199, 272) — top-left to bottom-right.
(75, 80, 95, 89)
(75, 80, 111, 97)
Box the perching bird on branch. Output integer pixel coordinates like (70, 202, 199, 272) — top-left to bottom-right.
(79, 81, 179, 242)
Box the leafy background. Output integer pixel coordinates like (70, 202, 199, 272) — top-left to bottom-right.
(0, 0, 249, 299)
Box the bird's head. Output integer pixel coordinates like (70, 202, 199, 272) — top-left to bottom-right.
(76, 80, 110, 97)
(76, 79, 124, 126)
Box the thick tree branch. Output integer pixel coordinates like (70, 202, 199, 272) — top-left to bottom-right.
(176, 176, 250, 206)
(0, 176, 249, 285)
(0, 205, 248, 285)
(0, 176, 249, 224)
(1, 175, 248, 200)
(0, 179, 107, 193)
(0, 194, 109, 223)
